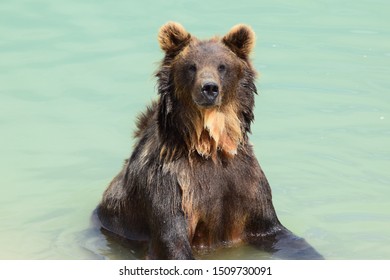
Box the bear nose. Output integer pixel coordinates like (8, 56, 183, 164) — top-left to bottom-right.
(201, 82, 219, 101)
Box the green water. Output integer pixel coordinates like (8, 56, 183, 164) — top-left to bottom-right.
(1, 0, 389, 259)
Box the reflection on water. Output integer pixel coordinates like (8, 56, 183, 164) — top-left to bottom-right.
(1, 0, 389, 259)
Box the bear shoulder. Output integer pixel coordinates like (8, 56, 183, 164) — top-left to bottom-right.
(133, 100, 159, 139)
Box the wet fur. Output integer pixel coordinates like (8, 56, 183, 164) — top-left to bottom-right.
(96, 22, 323, 259)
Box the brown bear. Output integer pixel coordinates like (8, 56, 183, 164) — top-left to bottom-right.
(96, 22, 323, 260)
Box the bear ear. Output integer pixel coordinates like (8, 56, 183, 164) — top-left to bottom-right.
(158, 22, 191, 53)
(222, 24, 255, 59)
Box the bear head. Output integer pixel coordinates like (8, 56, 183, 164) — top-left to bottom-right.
(156, 22, 257, 160)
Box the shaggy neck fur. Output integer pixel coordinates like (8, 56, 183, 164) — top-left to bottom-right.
(193, 106, 242, 160)
(156, 63, 256, 163)
(157, 96, 244, 162)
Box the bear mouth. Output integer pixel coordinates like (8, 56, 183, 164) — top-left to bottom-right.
(194, 92, 221, 108)
(194, 99, 220, 108)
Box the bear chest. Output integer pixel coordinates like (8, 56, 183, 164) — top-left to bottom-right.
(180, 176, 258, 250)
(186, 194, 250, 250)
(174, 153, 261, 249)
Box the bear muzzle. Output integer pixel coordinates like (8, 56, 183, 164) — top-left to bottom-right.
(194, 81, 221, 108)
(201, 82, 219, 102)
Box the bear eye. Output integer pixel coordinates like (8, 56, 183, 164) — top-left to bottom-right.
(218, 64, 226, 72)
(188, 64, 197, 72)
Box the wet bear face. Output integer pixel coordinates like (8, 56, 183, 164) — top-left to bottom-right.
(158, 22, 255, 110)
(174, 41, 243, 108)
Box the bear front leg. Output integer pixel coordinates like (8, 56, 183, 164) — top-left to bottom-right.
(246, 224, 324, 260)
(244, 178, 323, 259)
(245, 209, 323, 259)
(145, 172, 194, 260)
(148, 211, 194, 260)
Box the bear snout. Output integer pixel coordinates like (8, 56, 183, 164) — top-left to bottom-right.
(194, 80, 221, 107)
(201, 82, 219, 103)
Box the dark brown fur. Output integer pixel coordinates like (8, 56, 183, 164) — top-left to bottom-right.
(96, 22, 323, 259)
